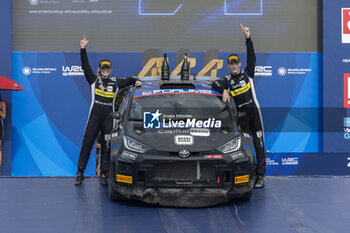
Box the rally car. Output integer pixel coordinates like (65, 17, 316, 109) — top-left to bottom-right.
(108, 76, 256, 207)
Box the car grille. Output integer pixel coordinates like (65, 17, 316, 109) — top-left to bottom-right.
(151, 161, 216, 182)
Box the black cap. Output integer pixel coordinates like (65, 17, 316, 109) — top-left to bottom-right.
(99, 60, 112, 69)
(227, 54, 240, 63)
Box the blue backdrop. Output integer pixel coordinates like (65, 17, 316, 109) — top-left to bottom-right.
(6, 0, 350, 176)
(11, 51, 325, 176)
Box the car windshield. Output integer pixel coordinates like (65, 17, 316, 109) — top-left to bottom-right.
(129, 89, 235, 123)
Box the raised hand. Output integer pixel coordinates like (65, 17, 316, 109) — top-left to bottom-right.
(80, 35, 89, 49)
(135, 80, 142, 87)
(240, 24, 250, 39)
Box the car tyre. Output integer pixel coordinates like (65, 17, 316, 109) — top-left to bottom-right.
(108, 180, 125, 201)
(108, 168, 125, 201)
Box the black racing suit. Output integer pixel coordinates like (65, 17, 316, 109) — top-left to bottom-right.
(212, 38, 266, 175)
(77, 48, 138, 174)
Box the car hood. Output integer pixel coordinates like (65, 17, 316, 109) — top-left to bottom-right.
(125, 122, 240, 152)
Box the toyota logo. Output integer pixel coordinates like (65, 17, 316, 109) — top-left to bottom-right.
(179, 149, 190, 158)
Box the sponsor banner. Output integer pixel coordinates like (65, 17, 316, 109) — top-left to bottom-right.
(281, 157, 298, 166)
(11, 52, 99, 176)
(266, 157, 279, 166)
(255, 66, 313, 77)
(344, 117, 350, 127)
(22, 66, 57, 75)
(345, 74, 350, 108)
(323, 0, 350, 152)
(344, 133, 350, 139)
(62, 65, 84, 76)
(266, 153, 350, 175)
(254, 66, 272, 76)
(12, 51, 321, 176)
(342, 8, 350, 43)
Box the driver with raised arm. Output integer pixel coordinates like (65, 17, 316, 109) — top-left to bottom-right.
(212, 24, 266, 188)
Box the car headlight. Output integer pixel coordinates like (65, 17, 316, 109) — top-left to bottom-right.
(217, 137, 241, 154)
(123, 136, 151, 153)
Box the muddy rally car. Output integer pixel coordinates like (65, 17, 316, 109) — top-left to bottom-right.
(108, 76, 256, 207)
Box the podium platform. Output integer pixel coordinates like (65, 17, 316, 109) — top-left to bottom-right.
(0, 176, 349, 233)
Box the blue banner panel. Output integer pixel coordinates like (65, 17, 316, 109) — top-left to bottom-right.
(323, 0, 350, 152)
(266, 153, 350, 176)
(12, 51, 320, 176)
(12, 52, 96, 176)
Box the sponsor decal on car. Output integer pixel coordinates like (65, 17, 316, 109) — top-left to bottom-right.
(204, 155, 222, 159)
(157, 129, 190, 134)
(120, 151, 137, 160)
(230, 151, 244, 160)
(190, 128, 210, 137)
(234, 175, 249, 184)
(116, 174, 133, 184)
(133, 89, 223, 98)
(174, 135, 193, 145)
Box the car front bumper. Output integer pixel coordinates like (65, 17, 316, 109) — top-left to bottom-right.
(109, 150, 255, 207)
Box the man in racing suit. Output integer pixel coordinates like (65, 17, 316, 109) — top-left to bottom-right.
(212, 25, 266, 188)
(76, 35, 142, 186)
